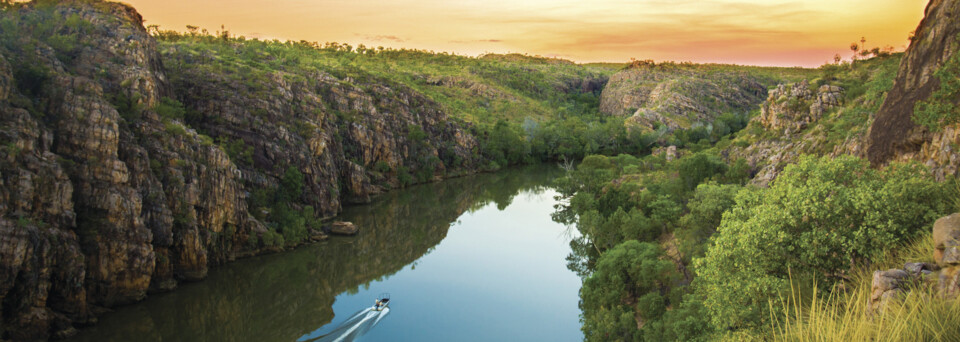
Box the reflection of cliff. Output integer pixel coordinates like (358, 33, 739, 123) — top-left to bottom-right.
(0, 2, 484, 338)
(68, 165, 560, 342)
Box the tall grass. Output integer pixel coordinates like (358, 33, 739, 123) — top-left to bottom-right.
(770, 233, 960, 341)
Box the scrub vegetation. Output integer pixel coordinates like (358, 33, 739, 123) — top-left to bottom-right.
(153, 28, 813, 167)
(557, 52, 960, 341)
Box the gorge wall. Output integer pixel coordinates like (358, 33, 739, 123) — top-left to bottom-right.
(0, 1, 484, 339)
(867, 0, 960, 170)
(3, 0, 957, 340)
(598, 61, 774, 131)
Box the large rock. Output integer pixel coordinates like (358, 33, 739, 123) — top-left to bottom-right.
(867, 0, 960, 167)
(933, 213, 960, 266)
(756, 80, 844, 134)
(934, 213, 960, 297)
(329, 222, 359, 236)
(869, 269, 914, 314)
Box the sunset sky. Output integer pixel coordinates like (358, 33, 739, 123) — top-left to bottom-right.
(123, 0, 928, 67)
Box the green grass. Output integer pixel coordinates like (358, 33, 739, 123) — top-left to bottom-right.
(156, 31, 614, 126)
(770, 233, 960, 341)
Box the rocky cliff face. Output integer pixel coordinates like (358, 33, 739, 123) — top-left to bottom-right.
(867, 0, 960, 168)
(0, 1, 482, 340)
(598, 63, 768, 130)
(734, 0, 960, 185)
(757, 80, 844, 135)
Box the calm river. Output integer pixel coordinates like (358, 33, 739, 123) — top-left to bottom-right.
(69, 165, 583, 341)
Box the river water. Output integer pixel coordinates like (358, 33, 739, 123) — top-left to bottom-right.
(69, 165, 583, 342)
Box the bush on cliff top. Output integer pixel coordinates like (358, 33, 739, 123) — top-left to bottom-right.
(695, 155, 951, 331)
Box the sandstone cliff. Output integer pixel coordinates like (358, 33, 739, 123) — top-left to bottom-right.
(729, 0, 960, 186)
(598, 62, 788, 130)
(0, 1, 485, 339)
(867, 0, 960, 169)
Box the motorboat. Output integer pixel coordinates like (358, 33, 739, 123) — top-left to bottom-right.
(373, 293, 390, 311)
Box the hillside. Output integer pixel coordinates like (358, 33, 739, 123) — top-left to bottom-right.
(0, 0, 818, 340)
(599, 60, 816, 131)
(560, 0, 960, 340)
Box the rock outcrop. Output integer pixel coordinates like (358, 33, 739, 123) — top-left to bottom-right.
(869, 269, 914, 314)
(870, 213, 960, 314)
(599, 63, 767, 130)
(867, 0, 960, 167)
(934, 213, 960, 297)
(328, 222, 359, 236)
(757, 80, 844, 134)
(0, 1, 484, 339)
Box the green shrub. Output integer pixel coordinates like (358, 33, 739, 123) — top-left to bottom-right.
(261, 229, 284, 247)
(397, 166, 414, 187)
(221, 138, 254, 165)
(111, 91, 144, 123)
(271, 202, 307, 244)
(677, 183, 741, 262)
(913, 39, 960, 132)
(156, 96, 186, 121)
(722, 158, 750, 184)
(581, 240, 677, 342)
(278, 166, 304, 202)
(164, 120, 186, 135)
(695, 155, 950, 331)
(676, 152, 727, 190)
(372, 160, 391, 173)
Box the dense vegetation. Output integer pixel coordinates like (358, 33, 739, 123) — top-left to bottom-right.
(154, 29, 637, 167)
(558, 54, 957, 341)
(154, 28, 817, 168)
(0, 0, 807, 253)
(913, 34, 960, 132)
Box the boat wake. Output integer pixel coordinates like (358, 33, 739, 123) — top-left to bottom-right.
(300, 307, 390, 342)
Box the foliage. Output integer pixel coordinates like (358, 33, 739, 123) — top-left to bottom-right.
(676, 152, 727, 191)
(482, 120, 529, 166)
(913, 39, 960, 132)
(279, 166, 304, 202)
(220, 138, 254, 165)
(676, 183, 740, 262)
(111, 91, 144, 123)
(695, 155, 950, 331)
(581, 240, 677, 342)
(156, 97, 187, 121)
(245, 166, 317, 246)
(771, 233, 960, 341)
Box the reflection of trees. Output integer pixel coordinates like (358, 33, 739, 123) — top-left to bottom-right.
(68, 165, 561, 342)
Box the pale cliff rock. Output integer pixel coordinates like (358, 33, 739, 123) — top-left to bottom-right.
(599, 64, 767, 130)
(756, 80, 844, 134)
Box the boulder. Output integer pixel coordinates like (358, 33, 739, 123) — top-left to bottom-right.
(869, 269, 914, 314)
(939, 266, 960, 298)
(934, 213, 960, 297)
(329, 222, 359, 236)
(308, 229, 329, 242)
(904, 262, 939, 275)
(933, 213, 960, 266)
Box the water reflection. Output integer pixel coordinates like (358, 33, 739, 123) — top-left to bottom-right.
(68, 165, 563, 342)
